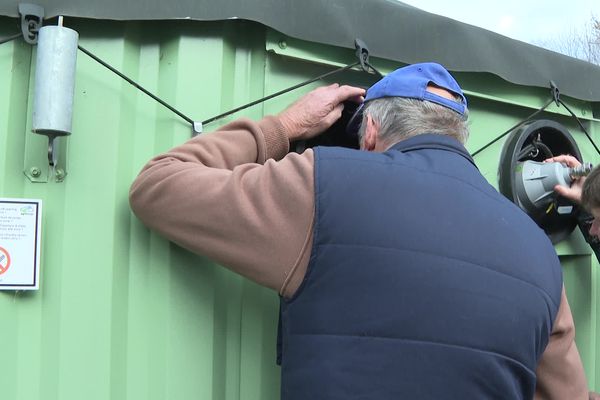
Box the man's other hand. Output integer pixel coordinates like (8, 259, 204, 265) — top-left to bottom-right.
(545, 154, 584, 204)
(278, 84, 365, 141)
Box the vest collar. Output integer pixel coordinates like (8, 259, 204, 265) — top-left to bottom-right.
(388, 134, 477, 168)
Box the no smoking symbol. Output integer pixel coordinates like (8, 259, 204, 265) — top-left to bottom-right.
(0, 246, 11, 275)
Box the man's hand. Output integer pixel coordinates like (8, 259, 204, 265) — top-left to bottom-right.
(545, 155, 585, 204)
(278, 84, 365, 142)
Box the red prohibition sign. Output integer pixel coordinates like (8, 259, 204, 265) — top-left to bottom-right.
(0, 246, 11, 275)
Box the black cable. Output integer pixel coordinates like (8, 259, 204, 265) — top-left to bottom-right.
(206, 39, 379, 127)
(471, 98, 554, 157)
(0, 32, 22, 46)
(202, 61, 361, 126)
(557, 99, 600, 156)
(77, 44, 195, 126)
(77, 44, 365, 130)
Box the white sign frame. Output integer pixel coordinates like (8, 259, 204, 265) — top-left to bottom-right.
(0, 198, 43, 290)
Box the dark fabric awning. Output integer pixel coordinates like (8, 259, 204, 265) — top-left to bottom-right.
(2, 0, 600, 102)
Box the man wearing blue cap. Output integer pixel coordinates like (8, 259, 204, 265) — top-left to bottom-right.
(130, 63, 589, 399)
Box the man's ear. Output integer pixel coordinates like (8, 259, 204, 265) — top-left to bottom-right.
(362, 114, 379, 152)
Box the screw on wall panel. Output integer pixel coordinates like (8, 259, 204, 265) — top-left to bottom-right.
(30, 167, 41, 177)
(278, 40, 287, 49)
(55, 168, 65, 182)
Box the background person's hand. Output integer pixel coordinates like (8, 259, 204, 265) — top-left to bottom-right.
(545, 154, 585, 204)
(278, 83, 365, 142)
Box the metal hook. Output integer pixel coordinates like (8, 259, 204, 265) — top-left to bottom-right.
(18, 3, 44, 44)
(47, 136, 57, 167)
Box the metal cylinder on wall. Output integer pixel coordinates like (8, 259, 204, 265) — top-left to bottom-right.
(32, 20, 78, 168)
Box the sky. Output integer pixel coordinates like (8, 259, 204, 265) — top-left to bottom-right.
(398, 0, 599, 46)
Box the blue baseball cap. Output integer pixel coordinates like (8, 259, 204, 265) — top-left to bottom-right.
(346, 62, 467, 135)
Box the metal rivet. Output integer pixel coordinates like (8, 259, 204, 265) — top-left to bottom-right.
(55, 169, 65, 181)
(30, 167, 41, 177)
(278, 40, 287, 49)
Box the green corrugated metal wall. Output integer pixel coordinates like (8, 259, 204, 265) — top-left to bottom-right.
(0, 17, 599, 399)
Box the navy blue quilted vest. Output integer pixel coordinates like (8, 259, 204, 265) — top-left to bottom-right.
(278, 134, 562, 399)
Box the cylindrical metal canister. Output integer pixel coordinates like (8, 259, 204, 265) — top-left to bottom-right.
(32, 25, 78, 137)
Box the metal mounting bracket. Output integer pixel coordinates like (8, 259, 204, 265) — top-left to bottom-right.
(18, 3, 44, 44)
(354, 38, 383, 77)
(550, 80, 560, 106)
(192, 121, 203, 137)
(354, 38, 370, 73)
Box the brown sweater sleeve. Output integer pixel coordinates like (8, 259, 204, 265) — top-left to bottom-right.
(535, 285, 589, 400)
(129, 116, 314, 298)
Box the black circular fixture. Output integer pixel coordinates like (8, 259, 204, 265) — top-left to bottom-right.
(498, 119, 583, 243)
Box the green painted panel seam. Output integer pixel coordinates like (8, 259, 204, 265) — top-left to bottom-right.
(1, 38, 32, 196)
(464, 90, 599, 122)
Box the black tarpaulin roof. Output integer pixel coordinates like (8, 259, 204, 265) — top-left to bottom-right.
(2, 0, 600, 102)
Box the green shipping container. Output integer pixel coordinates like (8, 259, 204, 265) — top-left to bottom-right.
(1, 1, 600, 398)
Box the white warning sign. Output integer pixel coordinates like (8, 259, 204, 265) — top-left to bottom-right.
(0, 199, 42, 290)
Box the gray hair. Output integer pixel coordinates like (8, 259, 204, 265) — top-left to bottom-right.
(357, 97, 470, 147)
(582, 165, 600, 212)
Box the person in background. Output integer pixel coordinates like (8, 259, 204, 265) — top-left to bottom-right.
(130, 63, 592, 399)
(547, 154, 600, 239)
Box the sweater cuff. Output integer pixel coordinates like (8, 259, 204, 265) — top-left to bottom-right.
(258, 116, 290, 162)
